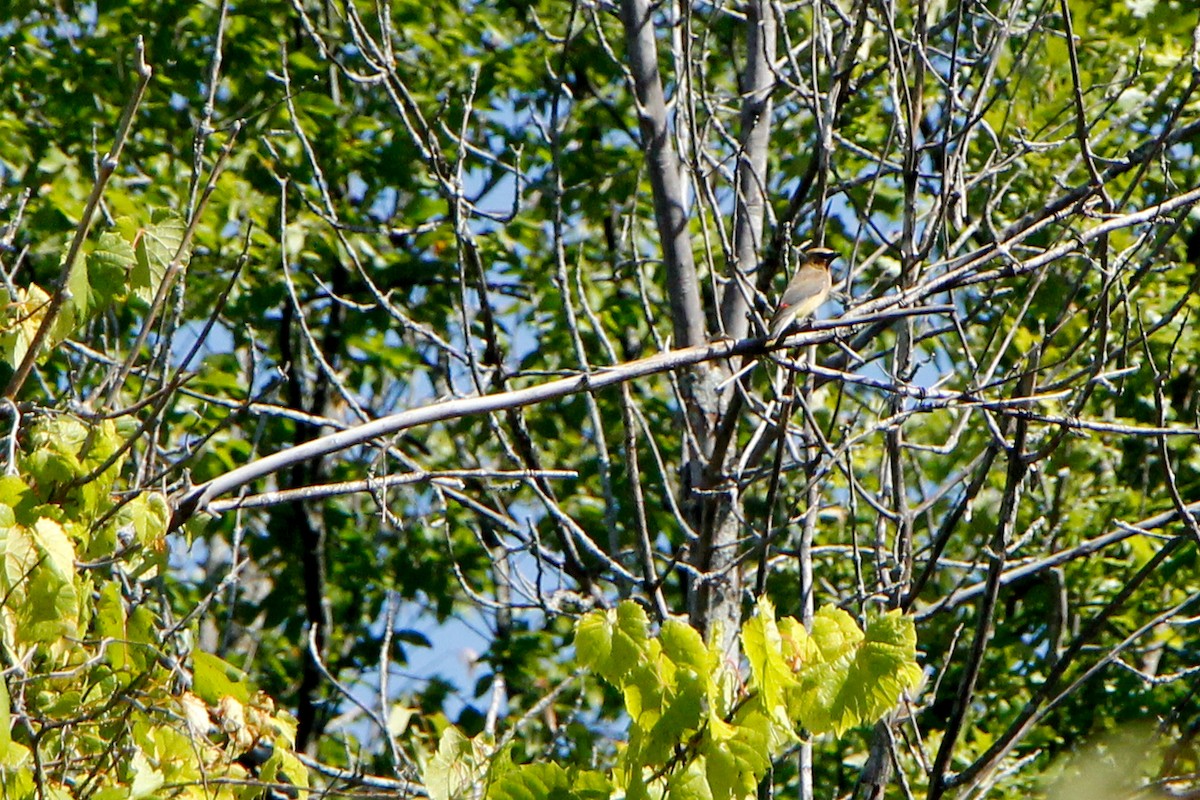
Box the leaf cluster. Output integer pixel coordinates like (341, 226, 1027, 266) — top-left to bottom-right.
(0, 417, 306, 799)
(425, 599, 920, 800)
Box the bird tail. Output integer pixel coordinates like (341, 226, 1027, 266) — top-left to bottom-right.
(767, 311, 791, 343)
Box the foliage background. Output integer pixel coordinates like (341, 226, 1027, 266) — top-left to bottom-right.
(2, 0, 1200, 798)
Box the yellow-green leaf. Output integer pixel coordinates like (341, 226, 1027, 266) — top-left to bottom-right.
(192, 651, 253, 705)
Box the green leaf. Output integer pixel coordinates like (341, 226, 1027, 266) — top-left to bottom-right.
(0, 477, 32, 523)
(741, 598, 797, 710)
(622, 661, 665, 724)
(488, 762, 611, 800)
(667, 761, 713, 800)
(660, 617, 709, 672)
(128, 492, 169, 550)
(92, 578, 156, 674)
(21, 417, 89, 487)
(427, 727, 488, 800)
(94, 582, 132, 675)
(258, 748, 311, 792)
(789, 609, 920, 736)
(87, 231, 135, 308)
(192, 651, 254, 705)
(125, 604, 157, 672)
(643, 669, 705, 766)
(0, 749, 33, 799)
(0, 284, 51, 368)
(127, 748, 164, 799)
(808, 607, 865, 662)
(131, 211, 188, 305)
(28, 516, 75, 579)
(574, 601, 651, 685)
(703, 742, 740, 800)
(3, 517, 78, 644)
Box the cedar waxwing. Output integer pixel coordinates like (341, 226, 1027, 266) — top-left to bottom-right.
(766, 247, 838, 343)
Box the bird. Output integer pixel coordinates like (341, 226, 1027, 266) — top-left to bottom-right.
(766, 246, 838, 344)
